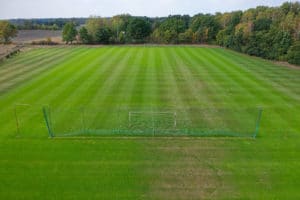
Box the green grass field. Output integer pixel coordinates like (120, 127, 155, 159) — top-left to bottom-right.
(0, 46, 300, 199)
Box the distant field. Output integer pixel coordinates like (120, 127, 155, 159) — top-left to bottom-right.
(0, 46, 300, 199)
(13, 30, 62, 43)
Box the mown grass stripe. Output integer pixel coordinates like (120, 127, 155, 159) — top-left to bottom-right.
(63, 47, 135, 130)
(220, 49, 300, 102)
(0, 48, 90, 136)
(0, 48, 67, 77)
(37, 47, 127, 135)
(0, 48, 73, 94)
(128, 48, 148, 108)
(190, 48, 298, 134)
(153, 47, 168, 107)
(160, 48, 192, 128)
(146, 47, 160, 107)
(46, 49, 114, 107)
(0, 47, 67, 74)
(86, 47, 132, 107)
(54, 48, 117, 107)
(208, 48, 299, 106)
(0, 48, 55, 68)
(172, 47, 215, 107)
(94, 48, 143, 128)
(205, 49, 299, 133)
(0, 48, 88, 106)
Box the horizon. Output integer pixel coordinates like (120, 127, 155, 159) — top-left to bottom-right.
(0, 0, 297, 20)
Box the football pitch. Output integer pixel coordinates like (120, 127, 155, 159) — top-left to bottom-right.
(0, 46, 300, 199)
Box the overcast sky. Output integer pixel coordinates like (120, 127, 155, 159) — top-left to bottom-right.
(0, 0, 297, 19)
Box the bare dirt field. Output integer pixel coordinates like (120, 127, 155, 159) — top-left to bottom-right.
(0, 45, 18, 61)
(12, 30, 62, 44)
(0, 44, 17, 55)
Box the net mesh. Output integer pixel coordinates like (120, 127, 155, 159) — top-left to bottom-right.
(14, 104, 47, 137)
(39, 107, 263, 138)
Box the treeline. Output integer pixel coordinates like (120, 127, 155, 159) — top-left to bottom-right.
(10, 18, 86, 30)
(62, 2, 300, 65)
(215, 2, 300, 64)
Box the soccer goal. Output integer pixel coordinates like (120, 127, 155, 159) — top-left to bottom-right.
(128, 111, 177, 135)
(40, 106, 263, 138)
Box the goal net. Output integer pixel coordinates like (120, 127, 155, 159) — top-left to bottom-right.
(16, 106, 263, 138)
(128, 111, 177, 135)
(13, 103, 47, 137)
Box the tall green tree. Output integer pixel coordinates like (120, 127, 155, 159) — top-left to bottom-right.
(162, 29, 177, 44)
(270, 29, 292, 59)
(85, 17, 108, 42)
(62, 22, 77, 44)
(191, 14, 220, 42)
(127, 17, 151, 43)
(244, 31, 272, 58)
(95, 27, 112, 44)
(111, 14, 131, 43)
(78, 27, 92, 44)
(159, 15, 189, 44)
(253, 18, 272, 31)
(0, 21, 18, 44)
(178, 29, 193, 43)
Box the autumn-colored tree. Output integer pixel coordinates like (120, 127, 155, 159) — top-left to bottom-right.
(0, 21, 18, 44)
(62, 22, 77, 44)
